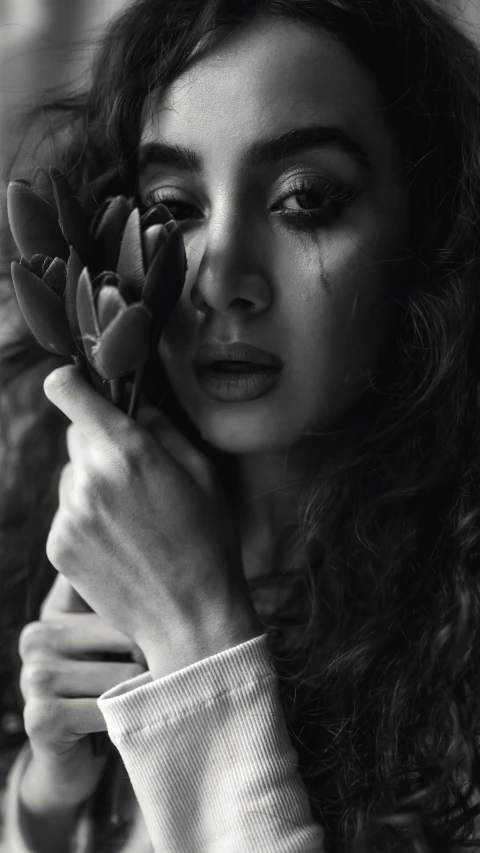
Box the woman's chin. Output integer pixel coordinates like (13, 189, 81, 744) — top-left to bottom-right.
(192, 408, 293, 455)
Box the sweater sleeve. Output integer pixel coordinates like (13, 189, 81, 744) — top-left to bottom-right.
(97, 632, 326, 853)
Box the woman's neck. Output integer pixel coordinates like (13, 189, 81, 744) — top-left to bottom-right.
(229, 448, 310, 584)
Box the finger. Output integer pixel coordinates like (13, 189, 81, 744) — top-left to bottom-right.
(24, 697, 107, 738)
(65, 422, 93, 464)
(21, 613, 134, 659)
(67, 699, 107, 735)
(43, 365, 134, 454)
(41, 574, 92, 619)
(58, 661, 146, 697)
(64, 425, 98, 490)
(21, 660, 146, 699)
(57, 460, 75, 505)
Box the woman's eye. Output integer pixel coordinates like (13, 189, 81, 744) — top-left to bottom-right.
(142, 193, 200, 223)
(272, 178, 357, 225)
(279, 191, 329, 212)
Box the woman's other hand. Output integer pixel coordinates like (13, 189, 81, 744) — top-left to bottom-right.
(42, 364, 263, 681)
(18, 574, 146, 808)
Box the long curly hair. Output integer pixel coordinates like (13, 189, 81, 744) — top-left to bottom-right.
(2, 0, 480, 849)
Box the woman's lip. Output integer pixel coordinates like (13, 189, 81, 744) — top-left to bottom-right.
(194, 342, 283, 370)
(195, 365, 282, 402)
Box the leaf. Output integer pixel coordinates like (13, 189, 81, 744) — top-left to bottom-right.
(11, 260, 76, 356)
(41, 256, 54, 277)
(96, 284, 126, 332)
(7, 181, 69, 261)
(42, 257, 67, 299)
(93, 196, 133, 273)
(27, 254, 48, 277)
(143, 224, 169, 269)
(92, 303, 152, 379)
(89, 198, 114, 240)
(76, 267, 101, 368)
(49, 168, 95, 266)
(140, 203, 174, 229)
(116, 208, 145, 294)
(77, 169, 132, 220)
(142, 224, 186, 338)
(65, 247, 85, 348)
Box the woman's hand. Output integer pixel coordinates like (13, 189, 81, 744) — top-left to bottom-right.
(43, 364, 262, 679)
(19, 574, 146, 807)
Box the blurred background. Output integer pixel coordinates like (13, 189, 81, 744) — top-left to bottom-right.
(0, 0, 127, 177)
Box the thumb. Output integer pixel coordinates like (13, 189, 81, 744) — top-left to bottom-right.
(40, 573, 93, 620)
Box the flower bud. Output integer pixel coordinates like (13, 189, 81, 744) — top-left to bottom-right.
(11, 256, 76, 356)
(7, 176, 69, 262)
(76, 268, 152, 380)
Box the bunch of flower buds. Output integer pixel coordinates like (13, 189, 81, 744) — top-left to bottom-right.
(7, 166, 187, 419)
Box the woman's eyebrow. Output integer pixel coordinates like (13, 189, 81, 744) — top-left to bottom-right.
(137, 125, 373, 175)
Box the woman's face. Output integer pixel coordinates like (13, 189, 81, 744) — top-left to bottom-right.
(139, 16, 409, 454)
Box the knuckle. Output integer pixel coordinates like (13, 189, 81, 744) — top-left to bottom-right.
(18, 622, 51, 660)
(23, 697, 64, 744)
(46, 517, 75, 568)
(117, 418, 138, 446)
(58, 459, 72, 480)
(45, 535, 62, 569)
(65, 423, 76, 442)
(74, 479, 99, 515)
(123, 429, 149, 461)
(112, 432, 150, 476)
(21, 663, 55, 696)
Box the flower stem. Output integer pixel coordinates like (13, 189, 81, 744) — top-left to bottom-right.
(116, 378, 130, 414)
(127, 364, 145, 420)
(74, 352, 109, 397)
(110, 379, 120, 406)
(73, 353, 93, 384)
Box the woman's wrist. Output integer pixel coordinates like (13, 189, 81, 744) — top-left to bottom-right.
(142, 609, 265, 681)
(18, 753, 87, 853)
(21, 746, 99, 810)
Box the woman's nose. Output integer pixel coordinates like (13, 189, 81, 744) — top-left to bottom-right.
(188, 216, 272, 317)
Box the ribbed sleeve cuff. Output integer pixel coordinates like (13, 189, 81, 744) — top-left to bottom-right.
(97, 634, 325, 852)
(97, 633, 275, 736)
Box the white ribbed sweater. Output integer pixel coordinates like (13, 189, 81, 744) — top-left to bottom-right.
(1, 633, 326, 852)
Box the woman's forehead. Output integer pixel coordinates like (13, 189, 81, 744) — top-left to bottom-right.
(139, 18, 402, 181)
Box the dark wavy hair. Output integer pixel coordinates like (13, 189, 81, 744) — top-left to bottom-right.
(2, 0, 480, 850)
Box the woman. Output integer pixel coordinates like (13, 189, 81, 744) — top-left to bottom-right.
(1, 0, 480, 850)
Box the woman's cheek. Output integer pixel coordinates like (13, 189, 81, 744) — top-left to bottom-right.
(285, 231, 400, 424)
(323, 259, 401, 392)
